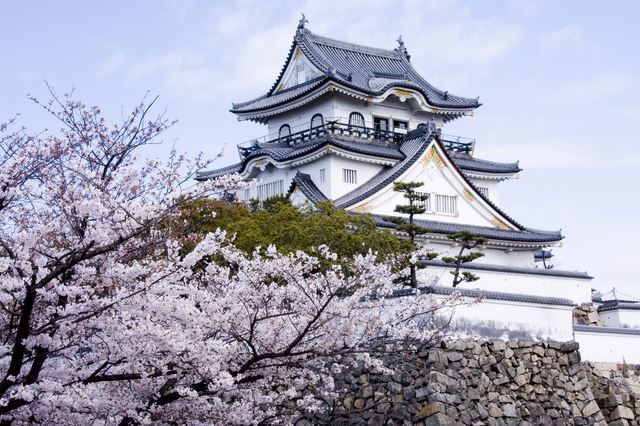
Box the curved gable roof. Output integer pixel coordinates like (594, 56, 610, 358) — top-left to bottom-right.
(231, 26, 481, 116)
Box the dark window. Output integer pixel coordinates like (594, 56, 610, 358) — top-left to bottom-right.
(348, 112, 365, 127)
(373, 117, 388, 131)
(310, 114, 324, 129)
(393, 120, 408, 131)
(278, 124, 291, 143)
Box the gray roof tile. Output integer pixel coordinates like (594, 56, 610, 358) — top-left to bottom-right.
(597, 300, 640, 312)
(449, 152, 521, 174)
(371, 214, 563, 244)
(419, 259, 591, 279)
(574, 325, 640, 335)
(231, 27, 480, 115)
(287, 171, 329, 203)
(390, 285, 574, 307)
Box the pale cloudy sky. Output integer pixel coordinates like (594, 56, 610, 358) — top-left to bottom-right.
(2, 1, 640, 297)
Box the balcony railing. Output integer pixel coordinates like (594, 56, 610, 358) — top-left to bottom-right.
(237, 119, 475, 159)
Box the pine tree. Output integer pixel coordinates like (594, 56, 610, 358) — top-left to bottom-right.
(384, 181, 436, 288)
(441, 231, 488, 287)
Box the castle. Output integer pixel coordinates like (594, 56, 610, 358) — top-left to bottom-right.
(199, 17, 640, 362)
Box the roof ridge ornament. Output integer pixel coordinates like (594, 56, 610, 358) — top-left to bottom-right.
(297, 13, 308, 34)
(395, 35, 411, 62)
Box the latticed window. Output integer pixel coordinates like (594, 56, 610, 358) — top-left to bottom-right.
(417, 192, 458, 216)
(477, 186, 489, 198)
(342, 168, 357, 184)
(278, 124, 291, 142)
(310, 114, 324, 129)
(257, 180, 285, 200)
(348, 112, 365, 127)
(434, 194, 457, 215)
(319, 168, 326, 183)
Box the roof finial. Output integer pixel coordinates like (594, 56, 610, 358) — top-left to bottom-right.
(395, 34, 411, 62)
(297, 13, 308, 30)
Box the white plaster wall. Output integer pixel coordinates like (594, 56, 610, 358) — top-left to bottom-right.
(468, 178, 501, 206)
(599, 310, 621, 328)
(575, 331, 640, 363)
(600, 309, 640, 328)
(327, 155, 386, 199)
(417, 265, 593, 304)
(421, 240, 536, 267)
(619, 310, 640, 328)
(267, 95, 337, 137)
(332, 95, 444, 130)
(433, 295, 574, 342)
(267, 92, 445, 137)
(365, 170, 501, 228)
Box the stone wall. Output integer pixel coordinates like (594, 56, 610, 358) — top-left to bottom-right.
(312, 340, 640, 425)
(574, 303, 604, 326)
(587, 362, 640, 425)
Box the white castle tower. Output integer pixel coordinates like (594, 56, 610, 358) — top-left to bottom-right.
(195, 18, 633, 347)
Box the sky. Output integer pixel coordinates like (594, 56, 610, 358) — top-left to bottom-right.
(2, 0, 639, 297)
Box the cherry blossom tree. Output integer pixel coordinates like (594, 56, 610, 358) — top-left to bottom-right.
(0, 91, 460, 424)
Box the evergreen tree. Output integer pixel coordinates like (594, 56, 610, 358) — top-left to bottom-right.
(384, 181, 436, 288)
(441, 231, 488, 287)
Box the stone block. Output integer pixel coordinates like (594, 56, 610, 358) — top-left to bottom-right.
(611, 405, 635, 420)
(502, 403, 516, 417)
(418, 402, 444, 419)
(581, 400, 600, 417)
(487, 402, 502, 417)
(423, 413, 458, 426)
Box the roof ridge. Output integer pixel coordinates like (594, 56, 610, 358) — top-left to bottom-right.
(301, 28, 403, 59)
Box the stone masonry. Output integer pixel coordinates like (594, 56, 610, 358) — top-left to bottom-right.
(310, 340, 640, 425)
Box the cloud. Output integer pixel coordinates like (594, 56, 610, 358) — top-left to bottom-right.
(546, 73, 629, 105)
(538, 25, 583, 52)
(98, 50, 127, 77)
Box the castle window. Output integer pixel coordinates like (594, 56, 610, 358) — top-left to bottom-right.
(342, 168, 357, 184)
(348, 112, 365, 128)
(477, 187, 489, 198)
(393, 120, 408, 132)
(310, 113, 324, 129)
(319, 168, 326, 183)
(257, 179, 285, 200)
(278, 124, 291, 143)
(434, 194, 457, 215)
(373, 117, 388, 131)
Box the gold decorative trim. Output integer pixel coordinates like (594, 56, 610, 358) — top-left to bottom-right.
(393, 89, 414, 98)
(351, 203, 371, 213)
(463, 188, 474, 202)
(492, 218, 510, 230)
(419, 147, 446, 169)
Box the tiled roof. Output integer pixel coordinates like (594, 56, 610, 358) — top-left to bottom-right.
(231, 77, 327, 113)
(597, 300, 640, 312)
(372, 215, 563, 244)
(231, 27, 480, 115)
(334, 128, 432, 208)
(195, 135, 403, 180)
(197, 133, 519, 180)
(390, 286, 574, 307)
(449, 152, 521, 174)
(287, 171, 329, 203)
(574, 325, 640, 336)
(419, 259, 591, 279)
(196, 162, 243, 180)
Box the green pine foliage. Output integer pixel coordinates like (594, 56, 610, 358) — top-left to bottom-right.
(385, 181, 436, 288)
(175, 197, 414, 262)
(441, 231, 488, 287)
